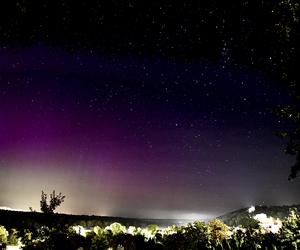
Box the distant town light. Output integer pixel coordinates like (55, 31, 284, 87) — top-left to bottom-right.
(248, 206, 255, 213)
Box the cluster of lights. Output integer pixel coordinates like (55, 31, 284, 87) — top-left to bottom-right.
(248, 205, 283, 234)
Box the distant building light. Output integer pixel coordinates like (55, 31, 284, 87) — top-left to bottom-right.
(248, 206, 255, 213)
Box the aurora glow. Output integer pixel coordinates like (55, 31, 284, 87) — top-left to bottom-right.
(0, 1, 299, 219)
(0, 46, 298, 219)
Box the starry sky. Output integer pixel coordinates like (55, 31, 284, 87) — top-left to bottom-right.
(0, 1, 299, 219)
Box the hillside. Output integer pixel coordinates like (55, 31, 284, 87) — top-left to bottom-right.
(218, 204, 300, 227)
(0, 209, 191, 230)
(2, 205, 300, 231)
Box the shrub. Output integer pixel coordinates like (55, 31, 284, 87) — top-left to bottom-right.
(182, 220, 210, 249)
(0, 225, 8, 244)
(239, 215, 260, 229)
(105, 222, 126, 235)
(90, 234, 109, 250)
(279, 209, 300, 248)
(146, 224, 159, 235)
(8, 228, 19, 245)
(207, 219, 229, 243)
(94, 226, 105, 236)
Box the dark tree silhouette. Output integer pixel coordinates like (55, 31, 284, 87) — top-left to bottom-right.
(40, 190, 66, 214)
(276, 107, 300, 179)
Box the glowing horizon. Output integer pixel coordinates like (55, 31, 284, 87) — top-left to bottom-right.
(0, 46, 299, 219)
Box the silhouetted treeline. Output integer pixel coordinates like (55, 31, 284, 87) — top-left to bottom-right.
(0, 210, 188, 230)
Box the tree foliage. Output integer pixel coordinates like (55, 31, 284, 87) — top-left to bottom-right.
(0, 225, 8, 244)
(279, 209, 300, 247)
(272, 1, 299, 179)
(40, 190, 66, 214)
(207, 219, 228, 243)
(7, 228, 18, 246)
(276, 107, 300, 179)
(17, 210, 300, 249)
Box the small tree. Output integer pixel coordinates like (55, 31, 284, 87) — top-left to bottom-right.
(105, 223, 126, 235)
(279, 209, 300, 248)
(208, 219, 229, 243)
(7, 229, 18, 246)
(40, 190, 65, 213)
(146, 224, 159, 235)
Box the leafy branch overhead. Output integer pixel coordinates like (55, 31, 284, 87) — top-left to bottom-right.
(275, 106, 300, 179)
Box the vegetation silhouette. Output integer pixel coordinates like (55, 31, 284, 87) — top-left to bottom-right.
(40, 190, 65, 214)
(1, 203, 300, 249)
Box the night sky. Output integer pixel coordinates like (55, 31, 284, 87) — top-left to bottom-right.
(0, 1, 299, 219)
